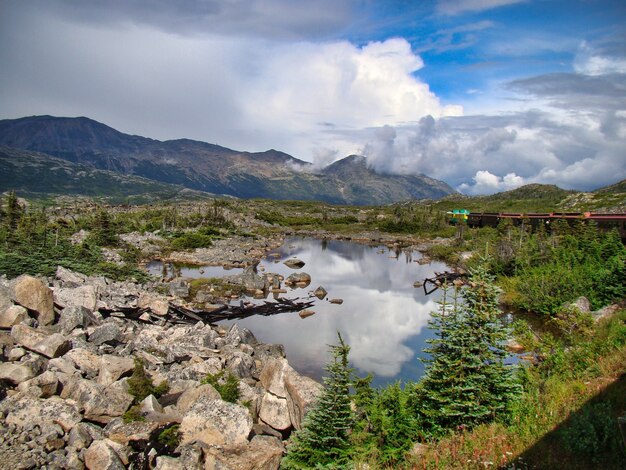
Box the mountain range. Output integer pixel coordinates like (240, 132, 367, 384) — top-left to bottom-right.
(0, 115, 455, 205)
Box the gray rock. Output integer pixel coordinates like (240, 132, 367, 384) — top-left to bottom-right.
(65, 348, 101, 378)
(0, 362, 37, 384)
(3, 396, 82, 432)
(138, 292, 170, 316)
(7, 346, 26, 361)
(225, 324, 258, 347)
(84, 439, 126, 470)
(203, 437, 283, 470)
(567, 296, 591, 313)
(259, 392, 291, 431)
(227, 351, 256, 379)
(104, 419, 161, 446)
(0, 305, 28, 328)
(89, 323, 122, 345)
(59, 305, 100, 334)
(16, 370, 60, 397)
(11, 324, 71, 358)
(169, 279, 190, 298)
(55, 266, 88, 287)
(155, 456, 184, 470)
(54, 285, 97, 312)
(179, 397, 253, 446)
(97, 354, 134, 386)
(60, 377, 133, 424)
(139, 394, 164, 414)
(283, 258, 305, 269)
(175, 383, 221, 414)
(0, 280, 12, 315)
(284, 368, 323, 430)
(10, 275, 55, 325)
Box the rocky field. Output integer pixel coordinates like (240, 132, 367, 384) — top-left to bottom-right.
(0, 267, 322, 470)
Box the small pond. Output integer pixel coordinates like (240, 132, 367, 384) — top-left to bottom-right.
(152, 237, 452, 386)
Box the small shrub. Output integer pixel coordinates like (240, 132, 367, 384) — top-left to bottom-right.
(123, 405, 145, 423)
(157, 425, 181, 448)
(127, 358, 169, 402)
(559, 402, 617, 462)
(201, 370, 240, 403)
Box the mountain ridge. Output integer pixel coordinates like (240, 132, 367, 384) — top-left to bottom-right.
(0, 115, 456, 205)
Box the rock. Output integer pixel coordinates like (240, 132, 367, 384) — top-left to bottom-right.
(259, 358, 289, 398)
(105, 419, 161, 446)
(329, 298, 344, 305)
(84, 439, 126, 470)
(7, 346, 26, 361)
(313, 286, 327, 300)
(251, 423, 283, 440)
(284, 258, 305, 269)
(89, 323, 122, 345)
(0, 305, 28, 328)
(66, 348, 101, 378)
(60, 377, 133, 424)
(54, 285, 97, 312)
(140, 394, 164, 414)
(179, 397, 253, 446)
(592, 304, 621, 322)
(175, 383, 221, 414)
(97, 355, 134, 386)
(4, 396, 82, 432)
(226, 351, 256, 379)
(0, 362, 37, 384)
(284, 272, 311, 288)
(284, 369, 323, 430)
(59, 305, 100, 334)
(155, 456, 184, 470)
(225, 324, 258, 346)
(179, 445, 204, 470)
(10, 275, 55, 325)
(506, 338, 525, 353)
(11, 324, 71, 358)
(568, 296, 591, 313)
(138, 292, 170, 316)
(56, 266, 88, 287)
(203, 436, 283, 470)
(298, 309, 315, 319)
(169, 279, 190, 298)
(259, 392, 292, 431)
(0, 281, 12, 314)
(17, 370, 60, 397)
(167, 357, 222, 382)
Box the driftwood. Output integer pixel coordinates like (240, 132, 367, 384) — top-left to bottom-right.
(422, 271, 468, 295)
(98, 297, 316, 325)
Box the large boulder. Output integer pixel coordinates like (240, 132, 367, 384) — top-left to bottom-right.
(65, 348, 101, 378)
(54, 285, 97, 312)
(0, 362, 37, 384)
(84, 439, 126, 470)
(0, 305, 28, 328)
(175, 383, 221, 414)
(3, 396, 82, 432)
(60, 377, 133, 424)
(259, 392, 291, 431)
(11, 324, 71, 358)
(97, 354, 134, 386)
(10, 275, 55, 325)
(203, 436, 284, 470)
(179, 397, 253, 446)
(88, 322, 123, 345)
(59, 305, 100, 334)
(284, 272, 311, 288)
(16, 370, 61, 397)
(284, 369, 323, 430)
(138, 292, 170, 316)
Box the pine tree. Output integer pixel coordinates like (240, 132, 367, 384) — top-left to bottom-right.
(282, 333, 354, 469)
(412, 264, 521, 437)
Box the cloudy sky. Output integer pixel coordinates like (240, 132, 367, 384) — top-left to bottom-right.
(1, 0, 625, 194)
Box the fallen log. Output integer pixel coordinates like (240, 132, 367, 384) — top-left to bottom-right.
(99, 297, 316, 326)
(422, 271, 468, 295)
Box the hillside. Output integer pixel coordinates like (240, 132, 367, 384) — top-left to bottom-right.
(0, 146, 211, 203)
(0, 115, 456, 205)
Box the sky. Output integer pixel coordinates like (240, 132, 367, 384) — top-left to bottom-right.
(1, 0, 625, 194)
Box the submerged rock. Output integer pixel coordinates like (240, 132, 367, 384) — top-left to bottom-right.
(283, 258, 305, 269)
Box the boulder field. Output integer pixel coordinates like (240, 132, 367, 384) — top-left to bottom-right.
(0, 267, 322, 470)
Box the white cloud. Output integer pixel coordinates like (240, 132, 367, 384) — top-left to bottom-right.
(436, 0, 526, 16)
(458, 170, 525, 194)
(574, 41, 626, 76)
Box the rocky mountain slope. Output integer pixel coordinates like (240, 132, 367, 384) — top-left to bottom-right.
(0, 115, 456, 205)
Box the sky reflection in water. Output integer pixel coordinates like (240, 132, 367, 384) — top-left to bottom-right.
(220, 237, 449, 386)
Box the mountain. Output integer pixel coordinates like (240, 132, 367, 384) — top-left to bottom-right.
(0, 115, 456, 205)
(595, 179, 626, 194)
(0, 146, 210, 203)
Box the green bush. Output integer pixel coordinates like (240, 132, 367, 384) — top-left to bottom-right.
(127, 358, 169, 402)
(170, 232, 214, 250)
(201, 371, 240, 403)
(559, 402, 618, 462)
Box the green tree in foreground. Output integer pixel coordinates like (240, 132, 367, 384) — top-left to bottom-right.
(282, 333, 354, 469)
(412, 264, 521, 437)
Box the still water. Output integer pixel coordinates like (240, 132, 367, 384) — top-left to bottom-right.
(152, 237, 449, 386)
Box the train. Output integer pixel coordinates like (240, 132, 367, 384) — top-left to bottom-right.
(446, 210, 626, 243)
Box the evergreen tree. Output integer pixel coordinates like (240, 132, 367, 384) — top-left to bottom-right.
(412, 264, 521, 437)
(282, 333, 354, 469)
(91, 209, 118, 246)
